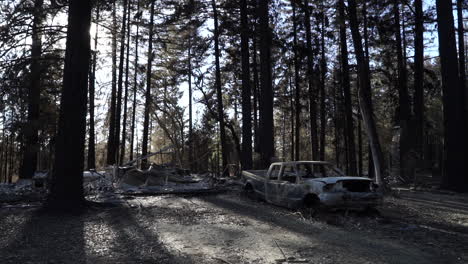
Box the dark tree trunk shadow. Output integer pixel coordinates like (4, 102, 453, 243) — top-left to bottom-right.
(1, 209, 85, 264)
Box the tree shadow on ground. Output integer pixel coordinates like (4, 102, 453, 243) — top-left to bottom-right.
(0, 201, 196, 264)
(101, 203, 197, 263)
(199, 193, 456, 264)
(0, 208, 86, 264)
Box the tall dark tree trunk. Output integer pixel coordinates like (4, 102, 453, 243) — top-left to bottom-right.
(289, 68, 295, 161)
(394, 0, 411, 179)
(87, 5, 99, 170)
(48, 0, 92, 207)
(130, 0, 140, 162)
(347, 0, 385, 186)
(7, 135, 13, 183)
(240, 0, 252, 169)
(258, 0, 274, 167)
(436, 0, 468, 192)
(319, 3, 326, 162)
(4, 135, 9, 182)
(338, 0, 357, 175)
(362, 0, 370, 63)
(0, 126, 4, 182)
(107, 1, 118, 165)
(358, 115, 363, 176)
(457, 0, 466, 110)
(212, 0, 228, 171)
(252, 37, 260, 154)
(332, 80, 341, 167)
(413, 0, 424, 158)
(303, 0, 319, 160)
(20, 0, 43, 179)
(114, 0, 129, 164)
(188, 36, 194, 170)
(141, 0, 155, 169)
(292, 1, 301, 161)
(120, 0, 132, 164)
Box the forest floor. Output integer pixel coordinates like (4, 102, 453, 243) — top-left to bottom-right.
(1, 186, 467, 264)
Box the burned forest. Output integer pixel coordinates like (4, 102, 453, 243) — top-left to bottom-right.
(0, 0, 468, 263)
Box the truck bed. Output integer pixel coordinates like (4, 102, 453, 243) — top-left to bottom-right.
(242, 170, 268, 179)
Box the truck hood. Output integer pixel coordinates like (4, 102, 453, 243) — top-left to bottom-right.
(304, 176, 372, 185)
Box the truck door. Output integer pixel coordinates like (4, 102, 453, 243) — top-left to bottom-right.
(265, 165, 282, 204)
(276, 165, 304, 208)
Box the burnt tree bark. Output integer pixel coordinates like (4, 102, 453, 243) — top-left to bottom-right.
(141, 0, 155, 169)
(120, 0, 132, 164)
(413, 0, 424, 158)
(114, 0, 129, 164)
(436, 0, 468, 192)
(338, 0, 357, 175)
(188, 36, 194, 170)
(130, 0, 140, 162)
(212, 0, 228, 171)
(319, 3, 326, 162)
(87, 5, 99, 170)
(457, 0, 466, 113)
(346, 0, 385, 186)
(252, 35, 260, 154)
(303, 0, 319, 160)
(292, 0, 301, 161)
(106, 1, 118, 165)
(240, 0, 253, 169)
(258, 0, 274, 167)
(289, 67, 295, 161)
(394, 0, 412, 179)
(20, 0, 43, 179)
(48, 0, 92, 207)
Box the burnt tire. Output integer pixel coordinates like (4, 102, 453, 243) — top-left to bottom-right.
(243, 183, 257, 200)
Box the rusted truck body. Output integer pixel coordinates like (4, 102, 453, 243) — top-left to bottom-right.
(241, 161, 383, 210)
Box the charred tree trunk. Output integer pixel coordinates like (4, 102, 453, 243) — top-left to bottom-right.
(107, 1, 118, 165)
(240, 0, 253, 169)
(319, 3, 326, 162)
(252, 37, 260, 154)
(394, 0, 412, 179)
(120, 0, 132, 164)
(413, 0, 424, 158)
(358, 116, 363, 176)
(212, 0, 228, 171)
(188, 37, 194, 170)
(338, 0, 357, 175)
(141, 0, 155, 169)
(0, 126, 4, 182)
(130, 0, 140, 162)
(114, 0, 129, 164)
(436, 0, 468, 192)
(289, 68, 295, 161)
(48, 0, 92, 208)
(303, 0, 319, 160)
(87, 5, 99, 170)
(457, 0, 466, 112)
(347, 0, 385, 186)
(292, 1, 301, 161)
(258, 0, 274, 167)
(20, 0, 43, 179)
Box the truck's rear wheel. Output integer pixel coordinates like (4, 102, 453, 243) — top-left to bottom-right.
(243, 183, 256, 200)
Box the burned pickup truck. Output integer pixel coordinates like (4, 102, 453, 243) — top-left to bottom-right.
(241, 161, 382, 210)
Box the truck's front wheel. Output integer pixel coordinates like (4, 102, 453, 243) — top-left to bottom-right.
(301, 194, 321, 218)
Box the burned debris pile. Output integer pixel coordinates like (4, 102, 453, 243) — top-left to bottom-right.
(0, 163, 224, 204)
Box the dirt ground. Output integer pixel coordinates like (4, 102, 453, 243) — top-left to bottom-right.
(1, 187, 467, 264)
